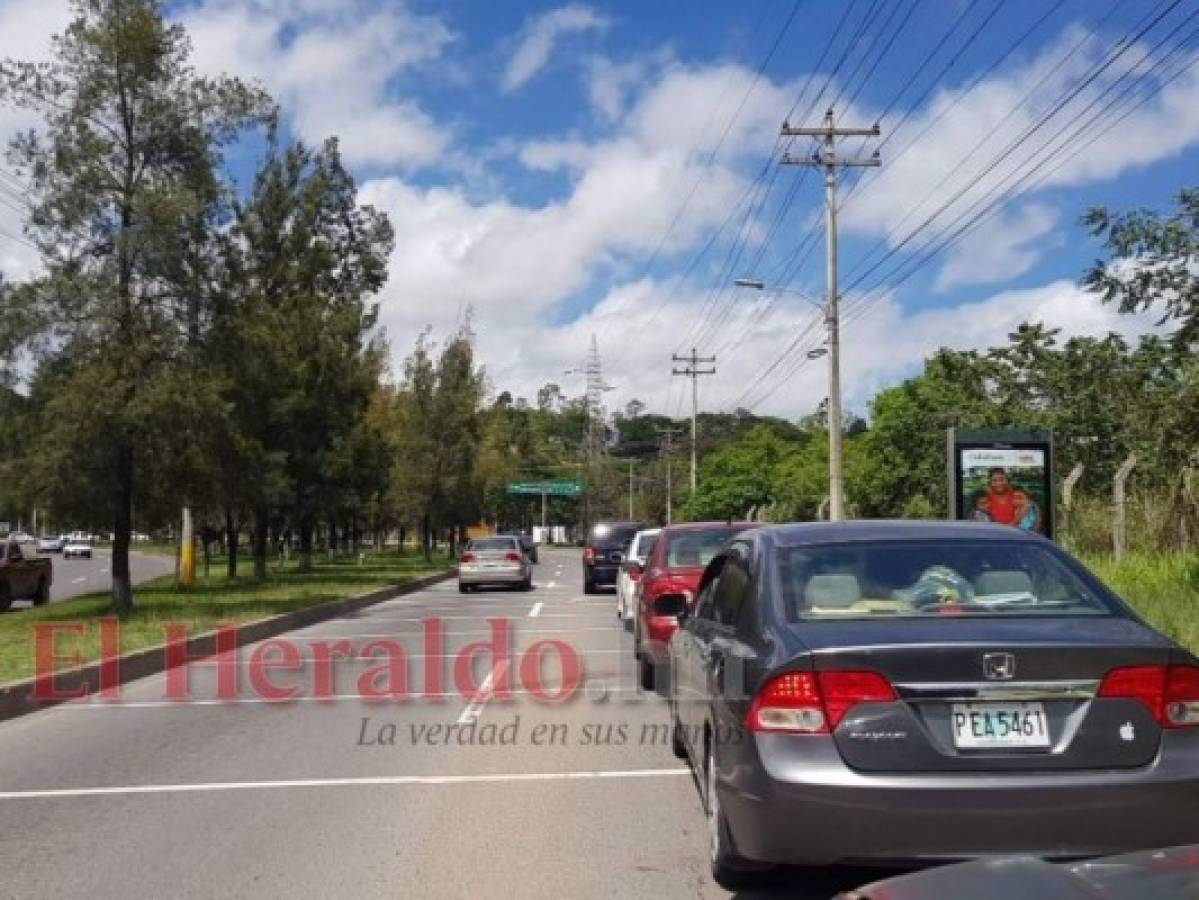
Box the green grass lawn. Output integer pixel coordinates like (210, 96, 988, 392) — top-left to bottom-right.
(1086, 552, 1199, 653)
(0, 550, 451, 686)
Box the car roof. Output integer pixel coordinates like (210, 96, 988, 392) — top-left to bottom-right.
(757, 519, 1044, 547)
(661, 521, 755, 534)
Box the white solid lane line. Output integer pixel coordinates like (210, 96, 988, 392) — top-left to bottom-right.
(299, 629, 625, 639)
(528, 602, 543, 618)
(55, 686, 649, 709)
(0, 769, 691, 800)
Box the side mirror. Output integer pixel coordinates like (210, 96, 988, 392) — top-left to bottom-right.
(622, 560, 643, 576)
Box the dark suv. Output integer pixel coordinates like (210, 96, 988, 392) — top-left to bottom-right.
(582, 521, 643, 594)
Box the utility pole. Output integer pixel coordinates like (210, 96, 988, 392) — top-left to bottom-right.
(671, 348, 715, 494)
(782, 108, 879, 522)
(628, 459, 635, 520)
(656, 427, 683, 525)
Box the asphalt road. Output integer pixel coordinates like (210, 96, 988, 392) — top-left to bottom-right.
(9, 548, 177, 608)
(0, 549, 880, 899)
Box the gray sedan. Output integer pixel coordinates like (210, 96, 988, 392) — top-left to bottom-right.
(668, 521, 1199, 888)
(458, 536, 533, 593)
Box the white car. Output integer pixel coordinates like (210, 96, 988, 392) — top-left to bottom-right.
(616, 528, 660, 622)
(37, 535, 65, 554)
(63, 539, 93, 559)
(8, 532, 34, 544)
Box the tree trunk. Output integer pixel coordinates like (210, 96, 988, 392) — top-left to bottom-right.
(111, 446, 134, 616)
(225, 507, 239, 578)
(253, 508, 268, 580)
(398, 525, 407, 556)
(420, 514, 432, 562)
(299, 519, 314, 573)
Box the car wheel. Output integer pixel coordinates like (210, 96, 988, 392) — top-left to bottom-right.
(669, 699, 687, 760)
(522, 576, 533, 591)
(0, 582, 11, 613)
(32, 579, 49, 607)
(458, 583, 470, 594)
(706, 743, 765, 889)
(583, 573, 595, 595)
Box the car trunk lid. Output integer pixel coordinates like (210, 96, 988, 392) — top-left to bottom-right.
(799, 617, 1175, 773)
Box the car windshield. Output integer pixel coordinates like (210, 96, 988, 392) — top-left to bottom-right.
(469, 538, 518, 552)
(781, 540, 1114, 620)
(665, 529, 741, 568)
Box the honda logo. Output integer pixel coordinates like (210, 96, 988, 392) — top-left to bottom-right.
(982, 652, 1016, 681)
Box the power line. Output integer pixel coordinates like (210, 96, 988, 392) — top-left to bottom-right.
(839, 0, 1135, 287)
(678, 0, 879, 355)
(844, 0, 1187, 295)
(844, 11, 1199, 313)
(603, 0, 808, 369)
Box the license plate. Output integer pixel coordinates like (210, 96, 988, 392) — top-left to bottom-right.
(951, 702, 1050, 749)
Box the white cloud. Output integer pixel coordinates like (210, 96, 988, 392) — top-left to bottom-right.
(838, 24, 1199, 290)
(935, 203, 1061, 290)
(585, 55, 646, 122)
(178, 0, 455, 168)
(361, 61, 798, 402)
(502, 4, 610, 93)
(436, 274, 1163, 423)
(0, 0, 69, 279)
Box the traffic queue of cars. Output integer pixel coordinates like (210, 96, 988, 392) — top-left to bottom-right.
(592, 517, 1199, 889)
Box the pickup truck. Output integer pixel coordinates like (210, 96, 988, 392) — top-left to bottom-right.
(0, 540, 52, 610)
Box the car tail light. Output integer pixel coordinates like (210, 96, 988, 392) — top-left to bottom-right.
(820, 671, 897, 728)
(460, 552, 476, 563)
(582, 547, 595, 565)
(504, 552, 522, 563)
(1099, 665, 1199, 728)
(1166, 666, 1199, 727)
(746, 670, 896, 734)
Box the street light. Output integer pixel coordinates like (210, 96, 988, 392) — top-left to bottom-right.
(735, 276, 845, 520)
(734, 277, 825, 310)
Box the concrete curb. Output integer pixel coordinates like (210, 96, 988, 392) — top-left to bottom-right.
(0, 569, 454, 723)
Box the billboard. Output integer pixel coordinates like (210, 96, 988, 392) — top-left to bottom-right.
(948, 430, 1053, 540)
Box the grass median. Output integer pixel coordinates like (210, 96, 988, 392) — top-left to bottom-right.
(0, 550, 451, 686)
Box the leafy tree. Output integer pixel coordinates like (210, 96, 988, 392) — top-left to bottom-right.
(0, 0, 270, 611)
(681, 425, 796, 521)
(227, 137, 393, 573)
(1084, 188, 1199, 346)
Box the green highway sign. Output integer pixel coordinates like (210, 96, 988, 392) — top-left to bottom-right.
(506, 481, 583, 497)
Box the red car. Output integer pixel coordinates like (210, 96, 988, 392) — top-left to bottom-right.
(632, 521, 753, 690)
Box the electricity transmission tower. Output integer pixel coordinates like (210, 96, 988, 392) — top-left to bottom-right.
(781, 107, 880, 522)
(566, 335, 614, 467)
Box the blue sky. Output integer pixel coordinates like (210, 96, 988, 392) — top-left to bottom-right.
(1, 0, 1196, 418)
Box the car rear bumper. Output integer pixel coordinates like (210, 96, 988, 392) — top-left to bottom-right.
(720, 732, 1199, 866)
(459, 567, 526, 585)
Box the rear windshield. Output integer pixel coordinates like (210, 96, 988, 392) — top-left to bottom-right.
(469, 538, 519, 552)
(780, 541, 1114, 620)
(665, 528, 742, 568)
(589, 525, 639, 548)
